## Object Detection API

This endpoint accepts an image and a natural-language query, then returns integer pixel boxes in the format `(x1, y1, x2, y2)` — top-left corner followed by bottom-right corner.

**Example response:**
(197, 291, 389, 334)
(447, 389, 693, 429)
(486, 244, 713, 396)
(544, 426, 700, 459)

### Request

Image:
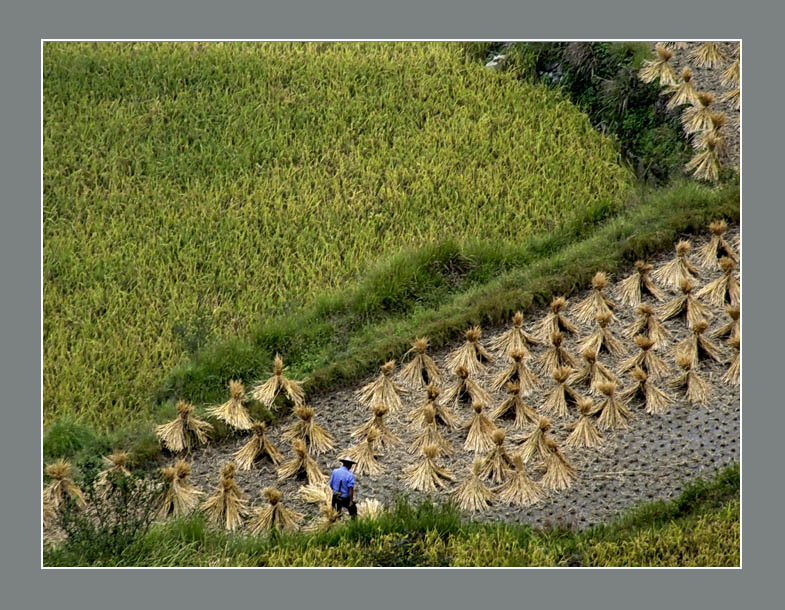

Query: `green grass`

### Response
(44, 41, 635, 433)
(44, 463, 739, 567)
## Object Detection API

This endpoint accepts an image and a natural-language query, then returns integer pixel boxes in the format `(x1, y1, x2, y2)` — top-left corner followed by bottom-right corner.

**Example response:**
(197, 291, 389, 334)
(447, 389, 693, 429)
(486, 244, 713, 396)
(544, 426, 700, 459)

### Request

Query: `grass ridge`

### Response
(43, 462, 740, 567)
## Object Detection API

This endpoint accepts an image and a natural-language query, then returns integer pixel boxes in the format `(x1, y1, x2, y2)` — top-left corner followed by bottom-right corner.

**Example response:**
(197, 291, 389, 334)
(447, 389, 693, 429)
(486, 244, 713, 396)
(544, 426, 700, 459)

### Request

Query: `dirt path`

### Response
(183, 223, 740, 531)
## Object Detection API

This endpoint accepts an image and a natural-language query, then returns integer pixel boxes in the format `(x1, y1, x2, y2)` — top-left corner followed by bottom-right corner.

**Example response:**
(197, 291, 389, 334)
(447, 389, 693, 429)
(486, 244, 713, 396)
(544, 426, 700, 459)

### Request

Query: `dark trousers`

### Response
(332, 494, 357, 518)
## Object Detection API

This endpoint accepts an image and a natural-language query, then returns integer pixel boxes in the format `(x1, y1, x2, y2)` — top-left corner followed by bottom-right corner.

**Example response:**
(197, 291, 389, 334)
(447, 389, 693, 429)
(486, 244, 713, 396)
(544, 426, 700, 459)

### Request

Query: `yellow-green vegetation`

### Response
(44, 41, 633, 431)
(44, 463, 739, 567)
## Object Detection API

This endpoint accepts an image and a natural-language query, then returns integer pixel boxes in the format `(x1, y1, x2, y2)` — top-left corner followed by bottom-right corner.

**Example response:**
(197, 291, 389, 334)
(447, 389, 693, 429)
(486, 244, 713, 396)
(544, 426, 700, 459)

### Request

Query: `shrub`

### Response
(45, 464, 166, 566)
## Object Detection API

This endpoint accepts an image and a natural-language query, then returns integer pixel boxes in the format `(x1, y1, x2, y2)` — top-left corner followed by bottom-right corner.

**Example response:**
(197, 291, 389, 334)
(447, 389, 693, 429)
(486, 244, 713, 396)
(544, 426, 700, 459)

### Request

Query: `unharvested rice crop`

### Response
(44, 42, 633, 430)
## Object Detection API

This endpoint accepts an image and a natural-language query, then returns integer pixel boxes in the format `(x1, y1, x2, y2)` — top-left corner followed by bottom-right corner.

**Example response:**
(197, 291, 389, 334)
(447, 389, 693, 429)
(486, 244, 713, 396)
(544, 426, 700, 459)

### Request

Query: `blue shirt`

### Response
(329, 465, 355, 498)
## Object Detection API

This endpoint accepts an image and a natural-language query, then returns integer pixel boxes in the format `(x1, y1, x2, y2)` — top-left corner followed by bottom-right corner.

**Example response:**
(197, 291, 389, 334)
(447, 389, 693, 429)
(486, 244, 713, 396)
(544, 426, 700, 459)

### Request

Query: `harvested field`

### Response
(182, 225, 740, 531)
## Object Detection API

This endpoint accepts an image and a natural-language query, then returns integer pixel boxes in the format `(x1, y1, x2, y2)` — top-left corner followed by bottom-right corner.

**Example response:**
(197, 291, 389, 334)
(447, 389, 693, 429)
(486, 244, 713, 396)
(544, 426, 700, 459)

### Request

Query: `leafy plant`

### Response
(46, 464, 166, 566)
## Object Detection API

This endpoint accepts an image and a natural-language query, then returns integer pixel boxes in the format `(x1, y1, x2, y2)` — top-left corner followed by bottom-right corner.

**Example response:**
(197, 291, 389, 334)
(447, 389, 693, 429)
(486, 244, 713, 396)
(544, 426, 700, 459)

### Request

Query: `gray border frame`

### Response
(4, 0, 782, 607)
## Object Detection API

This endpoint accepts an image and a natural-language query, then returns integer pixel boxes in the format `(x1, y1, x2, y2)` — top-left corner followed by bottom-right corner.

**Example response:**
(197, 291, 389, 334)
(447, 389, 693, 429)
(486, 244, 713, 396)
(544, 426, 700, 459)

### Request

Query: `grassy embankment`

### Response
(44, 462, 739, 566)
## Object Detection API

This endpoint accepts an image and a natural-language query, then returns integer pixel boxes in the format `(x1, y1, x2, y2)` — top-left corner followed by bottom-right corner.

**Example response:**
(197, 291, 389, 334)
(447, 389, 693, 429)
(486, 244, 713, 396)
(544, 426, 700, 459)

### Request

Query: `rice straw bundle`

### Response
(352, 403, 400, 451)
(616, 261, 666, 307)
(158, 460, 203, 518)
(251, 355, 305, 409)
(723, 334, 740, 385)
(409, 384, 461, 429)
(282, 405, 335, 455)
(660, 41, 689, 50)
(686, 134, 723, 182)
(652, 241, 700, 290)
(477, 429, 515, 483)
(667, 67, 700, 109)
(398, 337, 442, 389)
(491, 349, 539, 394)
(155, 401, 213, 453)
(573, 272, 617, 325)
(95, 452, 132, 499)
(248, 487, 303, 534)
(537, 331, 578, 377)
(623, 304, 671, 349)
(696, 220, 739, 268)
(277, 439, 326, 485)
(157, 466, 178, 518)
(566, 398, 604, 449)
(669, 354, 713, 406)
(658, 278, 713, 328)
(674, 320, 726, 369)
(710, 305, 741, 341)
(495, 454, 545, 507)
(720, 87, 740, 110)
(693, 112, 728, 157)
(355, 360, 406, 413)
(402, 444, 455, 492)
(463, 402, 498, 453)
(681, 92, 715, 134)
(595, 381, 632, 430)
(445, 326, 493, 376)
(569, 348, 618, 395)
(43, 460, 86, 516)
(234, 421, 283, 470)
(489, 381, 539, 430)
(357, 498, 386, 520)
(201, 462, 248, 531)
(696, 257, 740, 307)
(639, 44, 677, 86)
(690, 42, 728, 69)
(578, 312, 627, 358)
(303, 504, 341, 533)
(618, 367, 674, 415)
(409, 404, 454, 457)
(540, 437, 577, 491)
(452, 459, 496, 512)
(618, 335, 671, 380)
(542, 366, 584, 418)
(490, 311, 541, 358)
(206, 380, 254, 430)
(721, 57, 740, 88)
(518, 417, 554, 465)
(442, 366, 493, 408)
(296, 481, 333, 506)
(533, 296, 579, 341)
(345, 428, 384, 476)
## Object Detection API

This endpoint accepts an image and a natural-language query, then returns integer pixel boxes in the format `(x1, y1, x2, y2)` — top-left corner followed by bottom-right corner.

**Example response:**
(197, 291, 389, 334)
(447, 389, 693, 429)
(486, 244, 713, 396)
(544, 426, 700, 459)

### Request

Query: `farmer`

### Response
(329, 456, 358, 519)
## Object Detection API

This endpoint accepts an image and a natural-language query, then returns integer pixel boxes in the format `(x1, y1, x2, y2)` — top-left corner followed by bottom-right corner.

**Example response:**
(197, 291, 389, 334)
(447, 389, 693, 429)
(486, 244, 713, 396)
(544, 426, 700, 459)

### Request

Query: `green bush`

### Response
(469, 41, 693, 183)
(45, 465, 166, 566)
